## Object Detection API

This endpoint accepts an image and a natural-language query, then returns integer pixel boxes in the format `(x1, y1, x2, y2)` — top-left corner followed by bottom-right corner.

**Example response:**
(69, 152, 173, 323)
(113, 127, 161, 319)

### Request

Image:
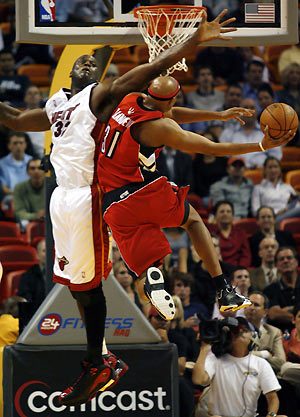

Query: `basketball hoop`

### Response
(134, 5, 206, 75)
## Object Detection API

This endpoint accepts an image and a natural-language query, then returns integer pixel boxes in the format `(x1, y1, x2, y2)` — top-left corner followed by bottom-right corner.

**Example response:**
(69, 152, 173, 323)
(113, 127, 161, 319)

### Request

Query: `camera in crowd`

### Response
(197, 314, 257, 357)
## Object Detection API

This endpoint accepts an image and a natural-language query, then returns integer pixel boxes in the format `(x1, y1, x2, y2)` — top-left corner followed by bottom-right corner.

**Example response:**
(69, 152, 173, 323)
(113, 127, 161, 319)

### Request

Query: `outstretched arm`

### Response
(166, 107, 255, 125)
(110, 10, 236, 102)
(0, 103, 51, 132)
(136, 117, 294, 155)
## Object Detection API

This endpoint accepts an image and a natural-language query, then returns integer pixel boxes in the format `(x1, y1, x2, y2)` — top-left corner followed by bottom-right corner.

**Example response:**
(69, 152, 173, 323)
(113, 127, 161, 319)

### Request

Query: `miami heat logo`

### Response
(58, 256, 69, 271)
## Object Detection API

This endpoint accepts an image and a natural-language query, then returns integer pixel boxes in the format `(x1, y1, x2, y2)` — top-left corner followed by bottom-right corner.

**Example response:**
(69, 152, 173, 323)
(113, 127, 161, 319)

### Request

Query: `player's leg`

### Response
(134, 265, 175, 320)
(75, 298, 129, 390)
(58, 285, 116, 407)
(181, 204, 251, 312)
(51, 186, 125, 406)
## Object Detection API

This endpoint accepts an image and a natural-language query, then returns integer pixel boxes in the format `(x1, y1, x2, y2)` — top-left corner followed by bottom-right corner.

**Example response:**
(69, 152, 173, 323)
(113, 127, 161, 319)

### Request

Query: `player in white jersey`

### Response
(0, 10, 251, 406)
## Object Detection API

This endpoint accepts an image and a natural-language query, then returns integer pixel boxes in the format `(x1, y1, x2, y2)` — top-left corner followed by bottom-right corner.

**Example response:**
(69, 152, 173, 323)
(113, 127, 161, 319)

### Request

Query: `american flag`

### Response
(245, 3, 275, 23)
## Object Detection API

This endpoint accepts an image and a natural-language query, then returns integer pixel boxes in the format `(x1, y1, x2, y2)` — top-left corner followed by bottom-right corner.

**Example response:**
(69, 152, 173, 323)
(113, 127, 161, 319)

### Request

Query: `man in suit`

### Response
(245, 291, 299, 416)
(250, 236, 279, 291)
(245, 291, 285, 374)
(249, 206, 295, 267)
(156, 146, 194, 191)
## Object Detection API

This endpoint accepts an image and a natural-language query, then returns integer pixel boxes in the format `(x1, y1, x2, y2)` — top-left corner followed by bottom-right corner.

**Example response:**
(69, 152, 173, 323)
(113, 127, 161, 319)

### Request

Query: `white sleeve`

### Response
(205, 350, 217, 380)
(259, 358, 281, 394)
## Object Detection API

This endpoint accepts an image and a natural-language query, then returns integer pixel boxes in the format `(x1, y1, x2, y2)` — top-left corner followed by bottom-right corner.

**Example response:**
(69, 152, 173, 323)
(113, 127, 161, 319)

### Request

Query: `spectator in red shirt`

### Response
(208, 200, 251, 267)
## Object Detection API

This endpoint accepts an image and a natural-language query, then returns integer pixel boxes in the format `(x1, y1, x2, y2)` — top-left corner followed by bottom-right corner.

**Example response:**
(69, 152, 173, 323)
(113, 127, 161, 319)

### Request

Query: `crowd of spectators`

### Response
(1, 2, 300, 417)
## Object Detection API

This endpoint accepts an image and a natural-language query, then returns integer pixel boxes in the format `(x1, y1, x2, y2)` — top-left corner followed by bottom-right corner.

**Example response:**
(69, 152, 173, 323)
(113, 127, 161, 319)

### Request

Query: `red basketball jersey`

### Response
(97, 93, 164, 193)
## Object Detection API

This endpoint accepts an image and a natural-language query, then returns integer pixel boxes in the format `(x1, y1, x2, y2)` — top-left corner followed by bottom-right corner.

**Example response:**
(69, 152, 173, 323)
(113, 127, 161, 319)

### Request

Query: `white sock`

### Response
(102, 338, 108, 355)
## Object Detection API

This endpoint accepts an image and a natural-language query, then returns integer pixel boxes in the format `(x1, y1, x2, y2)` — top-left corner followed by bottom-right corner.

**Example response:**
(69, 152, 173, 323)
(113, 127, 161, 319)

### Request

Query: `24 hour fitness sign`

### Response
(3, 344, 179, 417)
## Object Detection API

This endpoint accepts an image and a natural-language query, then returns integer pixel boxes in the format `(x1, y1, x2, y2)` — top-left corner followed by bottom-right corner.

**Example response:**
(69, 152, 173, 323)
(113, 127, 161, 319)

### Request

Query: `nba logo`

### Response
(40, 0, 55, 22)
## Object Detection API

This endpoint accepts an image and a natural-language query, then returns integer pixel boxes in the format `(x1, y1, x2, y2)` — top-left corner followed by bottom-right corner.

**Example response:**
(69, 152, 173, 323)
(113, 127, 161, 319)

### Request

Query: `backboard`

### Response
(16, 0, 298, 46)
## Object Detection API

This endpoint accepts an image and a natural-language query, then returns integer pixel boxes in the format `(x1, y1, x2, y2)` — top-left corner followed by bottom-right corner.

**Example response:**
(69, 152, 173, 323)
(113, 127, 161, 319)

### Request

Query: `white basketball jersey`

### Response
(46, 83, 104, 188)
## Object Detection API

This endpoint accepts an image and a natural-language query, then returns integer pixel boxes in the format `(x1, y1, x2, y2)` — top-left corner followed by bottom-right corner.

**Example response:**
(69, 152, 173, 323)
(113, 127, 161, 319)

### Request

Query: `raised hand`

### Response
(261, 126, 295, 149)
(219, 107, 255, 125)
(197, 9, 237, 43)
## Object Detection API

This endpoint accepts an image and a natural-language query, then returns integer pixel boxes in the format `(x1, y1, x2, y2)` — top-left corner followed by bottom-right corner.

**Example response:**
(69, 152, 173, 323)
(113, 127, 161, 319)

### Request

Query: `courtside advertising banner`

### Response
(3, 344, 179, 417)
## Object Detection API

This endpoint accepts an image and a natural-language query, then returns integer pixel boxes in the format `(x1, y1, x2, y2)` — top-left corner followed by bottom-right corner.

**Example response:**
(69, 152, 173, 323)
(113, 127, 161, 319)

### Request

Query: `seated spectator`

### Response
(0, 49, 31, 107)
(186, 65, 225, 132)
(163, 227, 189, 273)
(192, 130, 227, 206)
(239, 46, 270, 83)
(257, 83, 276, 118)
(249, 206, 295, 267)
(251, 157, 300, 223)
(0, 296, 26, 346)
(148, 298, 195, 417)
(264, 246, 300, 333)
(13, 158, 45, 231)
(250, 237, 280, 291)
(194, 47, 244, 86)
(280, 302, 300, 397)
(242, 60, 266, 110)
(172, 271, 209, 327)
(189, 233, 235, 316)
(207, 83, 243, 139)
(0, 132, 32, 206)
(210, 156, 254, 219)
(282, 302, 300, 363)
(193, 316, 282, 417)
(208, 200, 252, 267)
(17, 239, 46, 332)
(219, 98, 282, 169)
(246, 291, 297, 416)
(212, 266, 251, 319)
(156, 146, 193, 190)
(245, 291, 286, 374)
(277, 62, 300, 117)
(23, 85, 45, 158)
(113, 259, 149, 317)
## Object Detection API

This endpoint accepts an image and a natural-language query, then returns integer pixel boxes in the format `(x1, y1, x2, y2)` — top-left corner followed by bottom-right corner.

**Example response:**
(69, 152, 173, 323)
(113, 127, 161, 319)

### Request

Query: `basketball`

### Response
(260, 103, 298, 140)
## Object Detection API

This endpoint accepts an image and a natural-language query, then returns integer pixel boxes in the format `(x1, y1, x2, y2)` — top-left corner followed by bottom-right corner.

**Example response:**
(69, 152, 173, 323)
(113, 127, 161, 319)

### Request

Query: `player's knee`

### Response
(182, 204, 201, 228)
(70, 285, 105, 307)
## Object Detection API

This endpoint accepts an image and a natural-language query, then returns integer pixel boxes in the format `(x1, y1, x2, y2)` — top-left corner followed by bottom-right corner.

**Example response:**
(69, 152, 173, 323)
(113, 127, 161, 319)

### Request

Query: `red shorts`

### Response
(103, 176, 189, 276)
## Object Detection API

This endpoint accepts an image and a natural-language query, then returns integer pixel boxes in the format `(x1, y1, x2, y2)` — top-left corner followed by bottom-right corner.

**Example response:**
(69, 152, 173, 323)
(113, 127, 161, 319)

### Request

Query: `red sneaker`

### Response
(103, 351, 129, 389)
(58, 361, 116, 406)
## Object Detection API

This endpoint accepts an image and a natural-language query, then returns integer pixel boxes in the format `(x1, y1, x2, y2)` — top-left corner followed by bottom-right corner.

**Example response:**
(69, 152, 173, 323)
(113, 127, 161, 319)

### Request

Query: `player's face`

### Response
(71, 55, 100, 87)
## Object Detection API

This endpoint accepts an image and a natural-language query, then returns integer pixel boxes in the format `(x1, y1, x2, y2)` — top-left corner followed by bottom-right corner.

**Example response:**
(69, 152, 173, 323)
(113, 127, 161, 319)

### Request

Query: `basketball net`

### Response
(134, 6, 205, 75)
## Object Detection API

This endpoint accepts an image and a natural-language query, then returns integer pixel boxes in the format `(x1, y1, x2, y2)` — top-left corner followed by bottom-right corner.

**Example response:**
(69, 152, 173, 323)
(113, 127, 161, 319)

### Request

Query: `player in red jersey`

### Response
(98, 76, 294, 320)
(0, 10, 250, 407)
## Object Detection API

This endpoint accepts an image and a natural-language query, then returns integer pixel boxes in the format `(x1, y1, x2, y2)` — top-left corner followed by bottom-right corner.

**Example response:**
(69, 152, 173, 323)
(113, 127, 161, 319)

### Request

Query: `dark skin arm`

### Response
(132, 117, 294, 155)
(0, 10, 235, 132)
(90, 9, 237, 122)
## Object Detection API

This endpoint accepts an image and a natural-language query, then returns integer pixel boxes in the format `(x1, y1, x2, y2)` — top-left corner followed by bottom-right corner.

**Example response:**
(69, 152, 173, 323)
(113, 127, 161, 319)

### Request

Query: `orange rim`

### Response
(133, 5, 206, 19)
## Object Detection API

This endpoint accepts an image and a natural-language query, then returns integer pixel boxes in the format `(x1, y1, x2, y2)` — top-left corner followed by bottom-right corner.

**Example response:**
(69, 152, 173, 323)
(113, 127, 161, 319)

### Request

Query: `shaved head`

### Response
(148, 76, 180, 101)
